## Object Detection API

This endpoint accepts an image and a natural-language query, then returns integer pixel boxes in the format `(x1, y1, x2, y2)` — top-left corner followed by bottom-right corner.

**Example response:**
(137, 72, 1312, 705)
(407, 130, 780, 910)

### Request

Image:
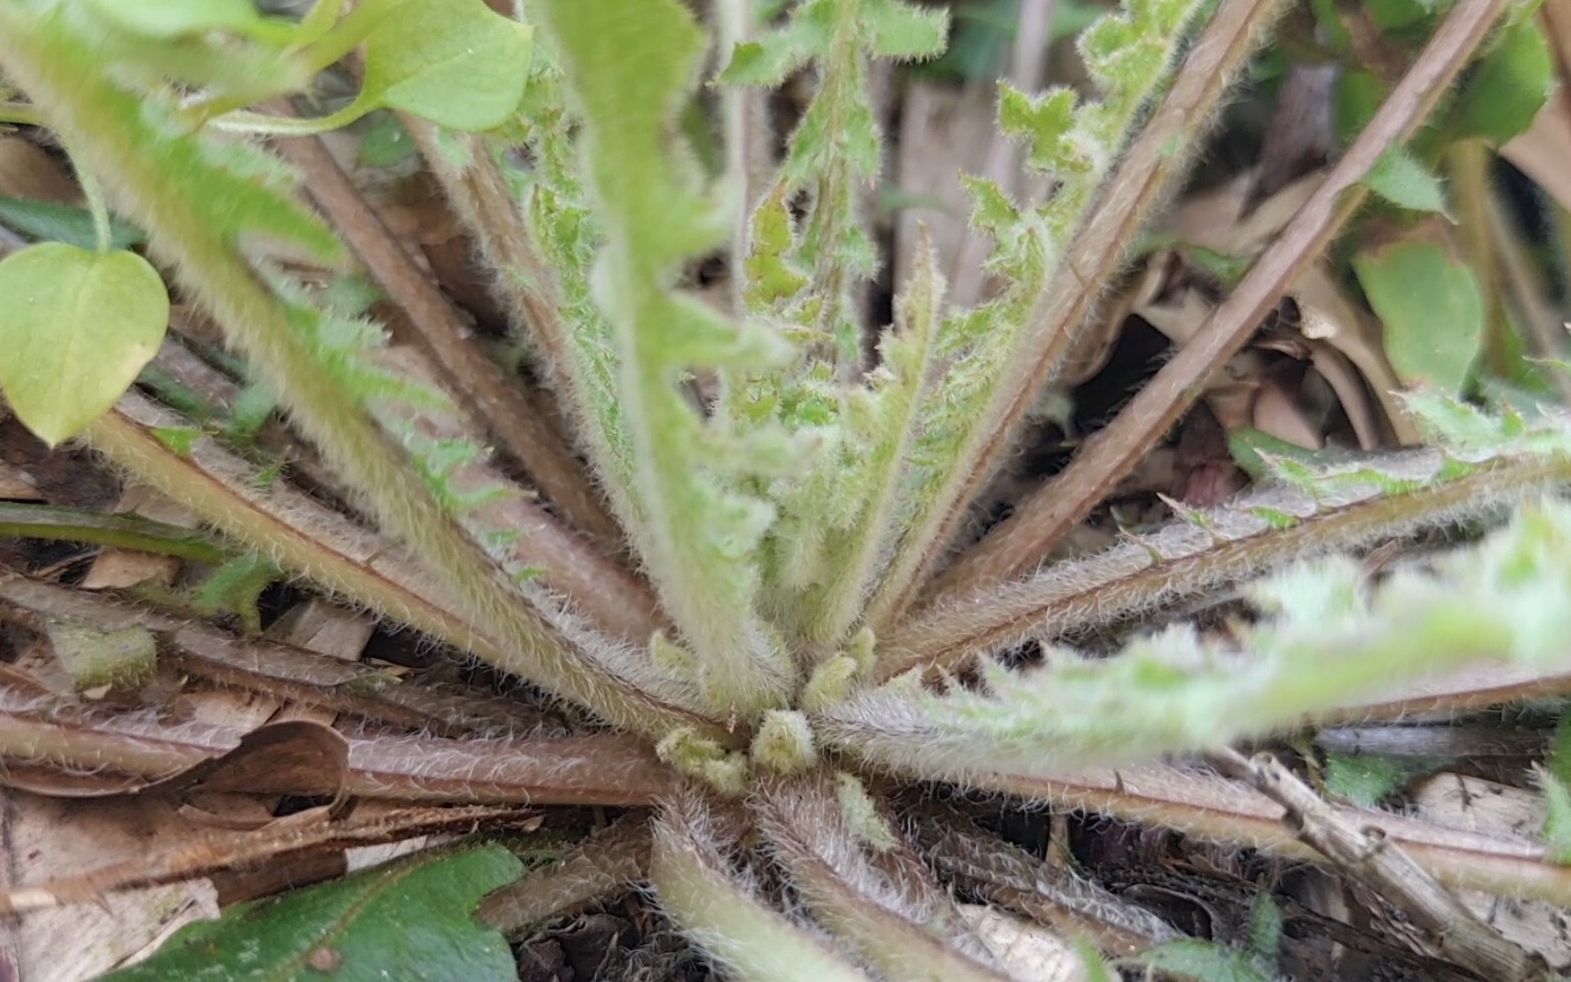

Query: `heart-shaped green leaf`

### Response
(1449, 21, 1552, 145)
(0, 243, 169, 446)
(358, 0, 532, 131)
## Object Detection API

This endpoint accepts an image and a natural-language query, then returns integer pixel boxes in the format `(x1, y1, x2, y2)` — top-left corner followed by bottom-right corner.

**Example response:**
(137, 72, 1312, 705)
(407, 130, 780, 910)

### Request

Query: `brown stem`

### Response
(0, 686, 676, 806)
(881, 451, 1571, 681)
(402, 124, 578, 405)
(267, 121, 623, 547)
(476, 816, 651, 937)
(1211, 749, 1546, 981)
(929, 0, 1513, 598)
(908, 804, 1179, 958)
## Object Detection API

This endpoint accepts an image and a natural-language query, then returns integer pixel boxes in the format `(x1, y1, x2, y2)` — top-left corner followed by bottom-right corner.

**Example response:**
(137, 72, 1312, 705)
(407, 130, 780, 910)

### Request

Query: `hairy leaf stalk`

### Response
(0, 9, 704, 742)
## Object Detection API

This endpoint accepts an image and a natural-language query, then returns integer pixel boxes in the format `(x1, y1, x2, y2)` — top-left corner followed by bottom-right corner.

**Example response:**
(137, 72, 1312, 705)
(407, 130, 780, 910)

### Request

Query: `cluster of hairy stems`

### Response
(1, 0, 1570, 977)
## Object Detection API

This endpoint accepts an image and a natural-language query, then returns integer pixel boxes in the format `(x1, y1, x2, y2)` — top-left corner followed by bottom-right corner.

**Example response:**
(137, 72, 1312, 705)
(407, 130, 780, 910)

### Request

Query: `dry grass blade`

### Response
(0, 804, 539, 914)
(932, 0, 1515, 596)
(1211, 749, 1548, 981)
(0, 572, 545, 737)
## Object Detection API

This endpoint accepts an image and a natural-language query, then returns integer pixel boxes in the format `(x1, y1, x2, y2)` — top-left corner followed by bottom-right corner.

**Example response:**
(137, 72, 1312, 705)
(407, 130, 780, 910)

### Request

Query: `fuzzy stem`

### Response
(403, 122, 646, 544)
(933, 0, 1513, 595)
(952, 763, 1571, 907)
(715, 0, 762, 316)
(0, 502, 229, 565)
(756, 778, 1009, 982)
(0, 685, 675, 806)
(539, 0, 794, 714)
(910, 805, 1180, 957)
(650, 793, 874, 982)
(883, 450, 1571, 680)
(477, 817, 651, 937)
(804, 238, 943, 646)
(0, 14, 702, 742)
(805, 0, 872, 379)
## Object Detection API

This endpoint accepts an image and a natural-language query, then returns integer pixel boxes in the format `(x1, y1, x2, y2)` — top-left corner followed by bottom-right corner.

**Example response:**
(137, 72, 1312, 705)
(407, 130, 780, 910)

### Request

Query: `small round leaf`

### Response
(0, 243, 170, 447)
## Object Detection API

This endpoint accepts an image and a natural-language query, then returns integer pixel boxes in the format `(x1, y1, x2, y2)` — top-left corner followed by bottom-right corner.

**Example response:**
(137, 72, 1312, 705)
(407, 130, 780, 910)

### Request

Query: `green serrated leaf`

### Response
(224, 382, 278, 443)
(150, 425, 201, 456)
(1334, 69, 1385, 145)
(1354, 239, 1484, 395)
(1542, 717, 1571, 863)
(192, 552, 280, 634)
(1365, 0, 1433, 31)
(1363, 148, 1448, 214)
(0, 243, 169, 447)
(104, 845, 523, 981)
(0, 194, 144, 249)
(721, 29, 817, 86)
(1450, 21, 1553, 145)
(1138, 940, 1273, 982)
(864, 0, 950, 59)
(1247, 893, 1283, 965)
(1323, 752, 1425, 807)
(1542, 768, 1571, 864)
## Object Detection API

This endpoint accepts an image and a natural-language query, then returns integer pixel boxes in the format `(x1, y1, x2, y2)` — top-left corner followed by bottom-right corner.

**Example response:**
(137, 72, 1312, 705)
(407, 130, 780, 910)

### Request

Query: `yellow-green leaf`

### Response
(83, 0, 286, 42)
(359, 0, 533, 132)
(0, 243, 169, 446)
